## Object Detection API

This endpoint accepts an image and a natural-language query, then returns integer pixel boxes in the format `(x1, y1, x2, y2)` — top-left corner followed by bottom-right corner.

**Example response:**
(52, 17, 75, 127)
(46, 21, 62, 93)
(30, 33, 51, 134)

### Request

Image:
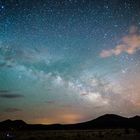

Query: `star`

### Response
(1, 5, 4, 9)
(121, 69, 126, 74)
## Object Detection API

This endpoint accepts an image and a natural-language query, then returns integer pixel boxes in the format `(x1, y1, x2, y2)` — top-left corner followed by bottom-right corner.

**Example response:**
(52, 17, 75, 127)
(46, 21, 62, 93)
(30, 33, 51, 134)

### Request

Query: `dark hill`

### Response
(0, 119, 26, 130)
(82, 114, 128, 128)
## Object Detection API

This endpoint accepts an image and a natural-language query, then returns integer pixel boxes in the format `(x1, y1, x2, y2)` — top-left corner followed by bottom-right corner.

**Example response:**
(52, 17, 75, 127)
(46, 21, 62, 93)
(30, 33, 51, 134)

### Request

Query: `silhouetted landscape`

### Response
(0, 114, 140, 140)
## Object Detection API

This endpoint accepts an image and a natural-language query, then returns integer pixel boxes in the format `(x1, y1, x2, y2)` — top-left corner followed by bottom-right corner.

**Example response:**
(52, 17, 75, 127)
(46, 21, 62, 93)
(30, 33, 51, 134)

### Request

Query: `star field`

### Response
(0, 0, 140, 124)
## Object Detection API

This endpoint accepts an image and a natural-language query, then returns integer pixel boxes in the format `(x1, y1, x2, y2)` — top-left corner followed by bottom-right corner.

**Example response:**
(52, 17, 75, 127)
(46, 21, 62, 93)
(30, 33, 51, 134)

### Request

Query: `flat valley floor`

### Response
(1, 129, 140, 140)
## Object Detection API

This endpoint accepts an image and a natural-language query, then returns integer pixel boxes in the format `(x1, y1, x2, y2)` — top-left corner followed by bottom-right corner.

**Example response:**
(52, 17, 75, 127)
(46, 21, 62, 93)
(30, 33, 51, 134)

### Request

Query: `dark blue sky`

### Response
(0, 0, 140, 124)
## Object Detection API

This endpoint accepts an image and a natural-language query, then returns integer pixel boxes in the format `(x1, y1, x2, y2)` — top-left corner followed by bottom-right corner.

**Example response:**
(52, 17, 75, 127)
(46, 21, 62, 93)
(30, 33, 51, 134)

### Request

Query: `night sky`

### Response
(0, 0, 140, 124)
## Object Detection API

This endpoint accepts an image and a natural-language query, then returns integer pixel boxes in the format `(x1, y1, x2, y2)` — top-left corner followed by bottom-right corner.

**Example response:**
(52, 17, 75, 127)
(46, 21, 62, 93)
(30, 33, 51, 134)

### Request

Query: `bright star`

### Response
(1, 5, 4, 9)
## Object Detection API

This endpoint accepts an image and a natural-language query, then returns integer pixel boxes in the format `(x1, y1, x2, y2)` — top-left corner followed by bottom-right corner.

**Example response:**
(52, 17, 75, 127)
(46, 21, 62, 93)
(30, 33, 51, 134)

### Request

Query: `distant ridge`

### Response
(1, 119, 26, 125)
(0, 119, 26, 130)
(0, 114, 140, 130)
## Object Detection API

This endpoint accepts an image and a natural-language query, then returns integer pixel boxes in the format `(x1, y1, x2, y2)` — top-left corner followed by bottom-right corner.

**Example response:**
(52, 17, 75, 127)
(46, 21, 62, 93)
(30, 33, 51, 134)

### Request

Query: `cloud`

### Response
(0, 90, 24, 99)
(0, 94, 24, 99)
(100, 26, 140, 58)
(0, 90, 9, 93)
(44, 100, 55, 104)
(4, 108, 22, 113)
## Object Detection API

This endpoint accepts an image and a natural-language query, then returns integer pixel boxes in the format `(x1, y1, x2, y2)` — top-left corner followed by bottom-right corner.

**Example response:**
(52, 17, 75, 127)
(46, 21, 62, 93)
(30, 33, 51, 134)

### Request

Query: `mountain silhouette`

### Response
(0, 114, 140, 130)
(79, 114, 128, 128)
(0, 119, 26, 130)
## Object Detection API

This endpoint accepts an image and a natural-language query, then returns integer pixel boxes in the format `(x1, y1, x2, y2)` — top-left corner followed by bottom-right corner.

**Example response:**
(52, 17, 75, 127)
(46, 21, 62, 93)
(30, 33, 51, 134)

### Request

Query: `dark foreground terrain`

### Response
(1, 114, 140, 140)
(0, 129, 140, 140)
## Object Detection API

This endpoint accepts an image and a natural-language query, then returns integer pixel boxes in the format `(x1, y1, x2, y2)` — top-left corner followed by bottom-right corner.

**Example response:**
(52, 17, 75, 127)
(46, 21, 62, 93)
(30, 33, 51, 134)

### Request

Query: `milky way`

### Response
(0, 0, 140, 124)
